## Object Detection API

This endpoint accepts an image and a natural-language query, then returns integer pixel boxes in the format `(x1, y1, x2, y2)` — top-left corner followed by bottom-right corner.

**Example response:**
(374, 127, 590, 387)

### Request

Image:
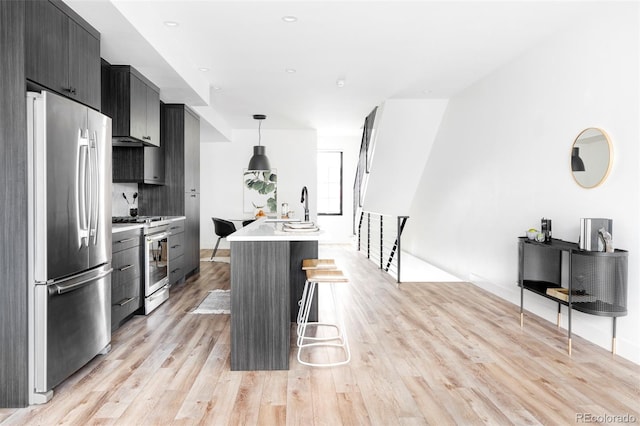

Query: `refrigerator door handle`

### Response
(89, 130, 99, 245)
(76, 130, 90, 247)
(51, 266, 113, 296)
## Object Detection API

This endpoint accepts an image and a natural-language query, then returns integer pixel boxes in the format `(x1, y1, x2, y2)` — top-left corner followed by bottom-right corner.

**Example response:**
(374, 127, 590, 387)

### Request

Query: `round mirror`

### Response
(571, 127, 612, 188)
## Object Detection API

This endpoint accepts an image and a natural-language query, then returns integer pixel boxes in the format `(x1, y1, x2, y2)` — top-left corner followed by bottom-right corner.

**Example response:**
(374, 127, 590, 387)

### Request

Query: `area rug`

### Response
(191, 289, 231, 314)
(200, 257, 230, 263)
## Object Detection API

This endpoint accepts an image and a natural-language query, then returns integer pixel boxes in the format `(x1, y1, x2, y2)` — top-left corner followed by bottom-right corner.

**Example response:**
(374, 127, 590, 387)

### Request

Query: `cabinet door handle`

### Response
(171, 267, 181, 274)
(190, 188, 197, 192)
(119, 264, 134, 272)
(171, 244, 181, 249)
(115, 297, 135, 307)
(191, 194, 197, 198)
(116, 237, 136, 244)
(142, 136, 151, 141)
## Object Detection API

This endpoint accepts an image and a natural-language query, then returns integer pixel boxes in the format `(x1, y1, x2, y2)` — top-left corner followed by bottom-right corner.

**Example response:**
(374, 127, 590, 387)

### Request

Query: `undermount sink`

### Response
(282, 222, 319, 232)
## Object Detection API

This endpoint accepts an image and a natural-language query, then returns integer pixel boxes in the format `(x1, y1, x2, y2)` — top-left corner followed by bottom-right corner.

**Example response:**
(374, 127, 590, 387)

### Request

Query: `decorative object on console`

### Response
(541, 217, 552, 242)
(248, 114, 271, 171)
(579, 218, 613, 252)
(599, 228, 614, 253)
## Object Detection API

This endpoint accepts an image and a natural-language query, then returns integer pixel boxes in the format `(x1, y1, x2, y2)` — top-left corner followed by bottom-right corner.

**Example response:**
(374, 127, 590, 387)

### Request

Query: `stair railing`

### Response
(356, 211, 409, 283)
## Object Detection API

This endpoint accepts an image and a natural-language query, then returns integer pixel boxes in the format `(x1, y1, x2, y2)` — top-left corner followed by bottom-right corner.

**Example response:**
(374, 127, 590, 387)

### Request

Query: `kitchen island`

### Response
(227, 219, 322, 370)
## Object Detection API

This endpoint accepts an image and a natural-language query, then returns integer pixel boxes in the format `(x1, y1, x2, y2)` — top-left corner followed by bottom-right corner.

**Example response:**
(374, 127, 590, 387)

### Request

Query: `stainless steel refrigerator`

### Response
(26, 91, 112, 404)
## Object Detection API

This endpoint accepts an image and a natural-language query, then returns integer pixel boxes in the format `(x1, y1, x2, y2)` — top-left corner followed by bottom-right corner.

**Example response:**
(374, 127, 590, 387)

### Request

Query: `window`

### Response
(317, 151, 343, 215)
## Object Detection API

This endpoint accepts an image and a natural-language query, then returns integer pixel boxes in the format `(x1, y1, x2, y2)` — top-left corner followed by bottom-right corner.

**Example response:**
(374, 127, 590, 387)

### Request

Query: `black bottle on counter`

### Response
(541, 217, 552, 243)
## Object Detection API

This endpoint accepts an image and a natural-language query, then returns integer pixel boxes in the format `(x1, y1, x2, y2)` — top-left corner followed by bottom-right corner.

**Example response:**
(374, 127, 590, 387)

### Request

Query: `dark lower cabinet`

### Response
(168, 219, 186, 285)
(184, 192, 200, 275)
(111, 228, 143, 331)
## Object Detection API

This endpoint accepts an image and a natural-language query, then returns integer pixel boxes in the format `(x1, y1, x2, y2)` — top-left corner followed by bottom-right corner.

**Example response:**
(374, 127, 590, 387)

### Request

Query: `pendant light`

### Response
(248, 114, 271, 170)
(571, 147, 585, 172)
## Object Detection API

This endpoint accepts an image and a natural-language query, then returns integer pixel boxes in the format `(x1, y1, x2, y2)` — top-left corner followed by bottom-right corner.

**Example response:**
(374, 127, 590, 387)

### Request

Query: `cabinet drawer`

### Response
(169, 254, 184, 285)
(111, 278, 141, 330)
(112, 228, 142, 252)
(169, 232, 185, 259)
(168, 220, 185, 235)
(112, 246, 141, 286)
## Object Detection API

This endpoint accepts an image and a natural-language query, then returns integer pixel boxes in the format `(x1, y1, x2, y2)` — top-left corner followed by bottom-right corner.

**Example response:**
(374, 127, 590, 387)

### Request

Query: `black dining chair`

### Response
(242, 219, 256, 227)
(211, 217, 237, 260)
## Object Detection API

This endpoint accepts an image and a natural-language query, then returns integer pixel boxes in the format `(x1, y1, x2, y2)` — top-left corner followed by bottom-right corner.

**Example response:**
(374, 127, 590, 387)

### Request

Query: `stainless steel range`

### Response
(143, 222, 171, 314)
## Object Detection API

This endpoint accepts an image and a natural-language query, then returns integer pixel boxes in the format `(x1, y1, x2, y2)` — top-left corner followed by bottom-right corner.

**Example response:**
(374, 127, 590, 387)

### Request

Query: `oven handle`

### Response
(146, 231, 171, 243)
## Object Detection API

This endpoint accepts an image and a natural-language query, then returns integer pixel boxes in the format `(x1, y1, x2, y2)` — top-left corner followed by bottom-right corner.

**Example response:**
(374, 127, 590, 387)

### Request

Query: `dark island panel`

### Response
(230, 240, 291, 371)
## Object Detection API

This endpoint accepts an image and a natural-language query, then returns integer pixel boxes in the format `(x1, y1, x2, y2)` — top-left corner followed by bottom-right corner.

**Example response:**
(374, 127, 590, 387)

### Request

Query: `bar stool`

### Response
(302, 259, 337, 270)
(297, 268, 351, 367)
(297, 259, 337, 330)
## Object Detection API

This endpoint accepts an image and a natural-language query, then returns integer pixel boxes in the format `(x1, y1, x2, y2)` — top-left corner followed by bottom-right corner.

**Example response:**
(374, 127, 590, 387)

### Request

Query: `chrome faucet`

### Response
(300, 186, 309, 222)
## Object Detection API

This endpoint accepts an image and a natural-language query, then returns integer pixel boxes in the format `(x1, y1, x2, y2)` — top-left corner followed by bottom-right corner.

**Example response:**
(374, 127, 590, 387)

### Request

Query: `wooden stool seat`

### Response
(302, 259, 337, 270)
(297, 265, 350, 367)
(305, 269, 348, 282)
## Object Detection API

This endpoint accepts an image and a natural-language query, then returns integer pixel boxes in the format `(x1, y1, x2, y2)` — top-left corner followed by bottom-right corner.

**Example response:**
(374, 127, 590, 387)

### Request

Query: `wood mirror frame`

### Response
(571, 127, 612, 189)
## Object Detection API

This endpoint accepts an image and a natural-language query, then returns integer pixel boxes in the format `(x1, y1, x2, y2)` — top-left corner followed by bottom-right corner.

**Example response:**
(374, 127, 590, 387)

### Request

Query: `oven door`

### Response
(144, 231, 170, 296)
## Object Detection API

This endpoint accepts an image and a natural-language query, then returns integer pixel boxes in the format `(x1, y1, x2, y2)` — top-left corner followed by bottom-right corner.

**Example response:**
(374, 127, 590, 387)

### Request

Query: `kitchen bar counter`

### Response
(229, 218, 320, 371)
(227, 218, 322, 241)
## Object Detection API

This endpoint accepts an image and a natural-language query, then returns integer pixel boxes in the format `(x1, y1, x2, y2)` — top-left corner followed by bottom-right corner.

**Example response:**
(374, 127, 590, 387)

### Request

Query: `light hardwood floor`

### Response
(2, 244, 639, 425)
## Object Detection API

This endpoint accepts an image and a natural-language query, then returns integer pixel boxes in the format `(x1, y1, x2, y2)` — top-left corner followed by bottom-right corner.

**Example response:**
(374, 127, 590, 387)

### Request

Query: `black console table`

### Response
(518, 237, 628, 354)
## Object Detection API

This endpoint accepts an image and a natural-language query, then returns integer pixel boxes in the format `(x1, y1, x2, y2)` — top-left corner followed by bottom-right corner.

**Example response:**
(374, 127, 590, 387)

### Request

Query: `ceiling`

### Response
(64, 0, 607, 139)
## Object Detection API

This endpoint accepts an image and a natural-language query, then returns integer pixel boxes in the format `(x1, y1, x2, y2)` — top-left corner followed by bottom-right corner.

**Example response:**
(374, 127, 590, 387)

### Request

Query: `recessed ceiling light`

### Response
(282, 15, 298, 23)
(213, 86, 221, 91)
(285, 68, 297, 73)
(336, 78, 345, 88)
(199, 67, 210, 72)
(164, 21, 179, 27)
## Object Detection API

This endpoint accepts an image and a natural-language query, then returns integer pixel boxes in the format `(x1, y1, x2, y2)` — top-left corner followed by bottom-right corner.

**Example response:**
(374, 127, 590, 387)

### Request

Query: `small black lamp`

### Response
(571, 147, 585, 172)
(248, 114, 271, 170)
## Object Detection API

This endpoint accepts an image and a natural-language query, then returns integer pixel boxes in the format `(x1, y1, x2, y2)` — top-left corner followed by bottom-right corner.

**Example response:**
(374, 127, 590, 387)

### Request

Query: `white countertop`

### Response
(112, 216, 186, 233)
(112, 223, 144, 233)
(227, 218, 323, 242)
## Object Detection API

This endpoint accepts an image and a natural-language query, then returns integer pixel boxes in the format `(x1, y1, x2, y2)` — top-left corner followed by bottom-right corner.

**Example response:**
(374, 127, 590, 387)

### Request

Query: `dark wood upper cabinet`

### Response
(25, 0, 100, 110)
(106, 65, 161, 147)
(139, 104, 200, 277)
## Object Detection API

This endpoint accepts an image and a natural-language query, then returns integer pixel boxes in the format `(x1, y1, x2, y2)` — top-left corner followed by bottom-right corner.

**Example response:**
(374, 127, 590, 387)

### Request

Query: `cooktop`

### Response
(112, 216, 163, 224)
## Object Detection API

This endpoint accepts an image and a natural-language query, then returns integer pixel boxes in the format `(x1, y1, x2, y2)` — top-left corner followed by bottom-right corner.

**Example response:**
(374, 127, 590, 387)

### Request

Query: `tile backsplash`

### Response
(112, 182, 139, 217)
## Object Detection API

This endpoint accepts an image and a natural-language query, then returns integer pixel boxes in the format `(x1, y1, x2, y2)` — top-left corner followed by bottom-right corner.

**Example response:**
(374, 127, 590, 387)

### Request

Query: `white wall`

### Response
(317, 130, 362, 243)
(362, 99, 449, 216)
(405, 4, 640, 363)
(112, 182, 139, 217)
(200, 129, 317, 250)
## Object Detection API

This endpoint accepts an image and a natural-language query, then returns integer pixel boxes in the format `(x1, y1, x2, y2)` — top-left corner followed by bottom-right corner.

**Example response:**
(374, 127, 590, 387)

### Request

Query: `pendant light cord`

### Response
(258, 120, 262, 146)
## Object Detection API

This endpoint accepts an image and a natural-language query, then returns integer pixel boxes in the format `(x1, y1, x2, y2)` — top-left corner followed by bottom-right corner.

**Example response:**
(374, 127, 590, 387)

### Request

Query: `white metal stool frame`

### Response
(297, 269, 351, 367)
(297, 259, 338, 333)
